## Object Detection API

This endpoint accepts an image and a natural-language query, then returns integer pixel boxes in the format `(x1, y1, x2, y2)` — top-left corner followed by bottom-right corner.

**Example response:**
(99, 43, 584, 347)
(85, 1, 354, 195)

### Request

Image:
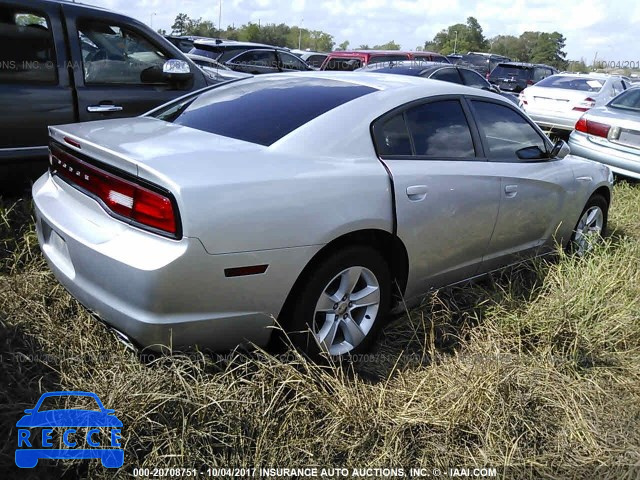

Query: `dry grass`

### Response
(1, 182, 640, 479)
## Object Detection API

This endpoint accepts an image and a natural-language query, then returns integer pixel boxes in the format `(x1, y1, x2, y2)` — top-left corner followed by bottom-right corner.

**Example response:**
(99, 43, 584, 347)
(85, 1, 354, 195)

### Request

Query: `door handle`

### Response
(406, 185, 428, 201)
(87, 105, 123, 113)
(504, 184, 518, 198)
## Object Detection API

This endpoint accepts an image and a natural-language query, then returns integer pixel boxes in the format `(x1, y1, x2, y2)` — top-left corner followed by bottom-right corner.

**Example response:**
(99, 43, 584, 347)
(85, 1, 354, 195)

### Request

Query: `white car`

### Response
(520, 74, 630, 131)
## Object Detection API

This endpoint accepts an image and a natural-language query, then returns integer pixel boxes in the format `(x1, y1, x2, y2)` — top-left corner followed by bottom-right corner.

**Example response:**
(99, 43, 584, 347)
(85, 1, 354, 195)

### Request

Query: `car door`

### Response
(0, 1, 74, 160)
(62, 3, 206, 122)
(468, 98, 576, 271)
(226, 49, 279, 74)
(374, 98, 501, 300)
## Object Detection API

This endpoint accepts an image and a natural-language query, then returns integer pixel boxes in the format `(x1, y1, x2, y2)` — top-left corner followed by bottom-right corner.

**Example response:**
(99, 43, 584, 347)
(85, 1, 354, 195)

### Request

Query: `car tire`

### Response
(284, 245, 391, 358)
(569, 194, 608, 255)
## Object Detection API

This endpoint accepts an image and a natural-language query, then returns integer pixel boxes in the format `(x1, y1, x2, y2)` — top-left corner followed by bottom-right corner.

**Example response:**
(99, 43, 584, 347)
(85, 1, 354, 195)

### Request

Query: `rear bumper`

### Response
(525, 109, 581, 131)
(33, 173, 321, 351)
(568, 131, 640, 180)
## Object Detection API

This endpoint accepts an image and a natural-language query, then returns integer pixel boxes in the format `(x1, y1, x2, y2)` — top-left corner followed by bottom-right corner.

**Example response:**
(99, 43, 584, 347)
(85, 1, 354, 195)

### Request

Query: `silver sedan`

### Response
(569, 87, 640, 179)
(521, 73, 629, 131)
(33, 72, 613, 357)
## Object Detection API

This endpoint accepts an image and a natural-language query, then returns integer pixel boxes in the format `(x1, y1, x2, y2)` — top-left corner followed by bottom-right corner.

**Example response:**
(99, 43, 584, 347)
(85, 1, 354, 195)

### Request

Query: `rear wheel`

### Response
(285, 246, 391, 357)
(570, 194, 608, 255)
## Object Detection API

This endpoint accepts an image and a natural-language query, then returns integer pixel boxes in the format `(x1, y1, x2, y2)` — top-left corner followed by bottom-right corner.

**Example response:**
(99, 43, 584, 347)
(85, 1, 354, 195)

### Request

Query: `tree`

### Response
(424, 17, 488, 54)
(338, 40, 350, 51)
(171, 13, 190, 36)
(372, 40, 401, 50)
(157, 28, 167, 35)
(358, 44, 370, 50)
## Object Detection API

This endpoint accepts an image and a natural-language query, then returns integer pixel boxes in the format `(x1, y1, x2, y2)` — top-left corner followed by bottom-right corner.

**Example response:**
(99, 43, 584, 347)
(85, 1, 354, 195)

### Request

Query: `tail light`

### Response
(526, 79, 534, 85)
(519, 92, 527, 105)
(572, 97, 596, 112)
(575, 117, 610, 138)
(49, 145, 178, 237)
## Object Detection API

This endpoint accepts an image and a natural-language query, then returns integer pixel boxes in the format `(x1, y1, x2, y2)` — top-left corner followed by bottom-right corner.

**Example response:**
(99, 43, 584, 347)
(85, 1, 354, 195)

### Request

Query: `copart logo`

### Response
(15, 391, 123, 468)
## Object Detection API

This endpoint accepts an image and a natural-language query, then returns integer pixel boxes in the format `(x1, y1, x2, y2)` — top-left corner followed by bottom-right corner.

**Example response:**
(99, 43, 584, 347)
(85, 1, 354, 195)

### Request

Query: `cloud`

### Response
(87, 0, 632, 60)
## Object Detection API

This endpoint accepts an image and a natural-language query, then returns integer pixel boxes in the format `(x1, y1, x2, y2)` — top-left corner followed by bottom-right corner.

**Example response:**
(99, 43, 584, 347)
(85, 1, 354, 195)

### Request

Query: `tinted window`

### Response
(189, 47, 223, 60)
(429, 68, 463, 84)
(155, 78, 376, 146)
(376, 113, 411, 156)
(459, 68, 489, 88)
(324, 57, 362, 71)
(405, 100, 475, 158)
(278, 51, 309, 71)
(78, 20, 168, 85)
(229, 49, 277, 68)
(490, 65, 531, 80)
(0, 7, 56, 83)
(610, 88, 640, 111)
(535, 75, 604, 92)
(305, 54, 327, 68)
(369, 54, 410, 64)
(472, 101, 547, 161)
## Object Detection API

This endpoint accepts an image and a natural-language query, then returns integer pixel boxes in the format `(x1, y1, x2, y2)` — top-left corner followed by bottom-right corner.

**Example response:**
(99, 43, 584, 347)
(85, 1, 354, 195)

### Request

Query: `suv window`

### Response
(0, 7, 56, 83)
(405, 100, 475, 158)
(229, 49, 277, 69)
(278, 51, 309, 71)
(305, 54, 326, 69)
(430, 68, 463, 84)
(472, 100, 547, 161)
(156, 78, 376, 146)
(490, 64, 531, 80)
(459, 68, 488, 88)
(533, 67, 547, 82)
(78, 20, 168, 85)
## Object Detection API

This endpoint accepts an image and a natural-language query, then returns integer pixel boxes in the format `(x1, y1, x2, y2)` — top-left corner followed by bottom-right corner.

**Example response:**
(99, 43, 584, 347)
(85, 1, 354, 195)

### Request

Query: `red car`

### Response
(321, 50, 449, 71)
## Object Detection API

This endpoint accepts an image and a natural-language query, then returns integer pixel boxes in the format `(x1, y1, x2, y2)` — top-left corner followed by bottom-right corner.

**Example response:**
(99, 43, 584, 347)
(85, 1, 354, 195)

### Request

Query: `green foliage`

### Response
(372, 40, 401, 50)
(338, 40, 350, 51)
(425, 17, 488, 54)
(358, 44, 371, 50)
(169, 13, 334, 51)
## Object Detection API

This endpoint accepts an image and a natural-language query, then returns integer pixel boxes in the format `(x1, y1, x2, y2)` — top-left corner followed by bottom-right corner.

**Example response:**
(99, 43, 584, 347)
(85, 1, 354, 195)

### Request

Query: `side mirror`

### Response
(549, 139, 570, 159)
(162, 59, 192, 82)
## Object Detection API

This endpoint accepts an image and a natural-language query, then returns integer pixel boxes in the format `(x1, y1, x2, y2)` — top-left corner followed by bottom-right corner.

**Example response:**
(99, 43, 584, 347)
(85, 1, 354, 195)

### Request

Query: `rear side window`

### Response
(369, 54, 410, 65)
(305, 54, 327, 69)
(430, 68, 463, 84)
(155, 78, 376, 146)
(459, 68, 489, 88)
(0, 7, 56, 84)
(376, 113, 412, 156)
(405, 100, 475, 158)
(228, 50, 277, 68)
(472, 100, 547, 161)
(610, 88, 640, 111)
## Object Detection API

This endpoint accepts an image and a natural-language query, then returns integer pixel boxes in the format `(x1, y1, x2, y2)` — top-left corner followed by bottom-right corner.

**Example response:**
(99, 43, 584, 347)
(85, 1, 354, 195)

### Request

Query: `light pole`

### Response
(150, 12, 156, 29)
(218, 0, 222, 37)
(298, 18, 303, 50)
(453, 30, 458, 54)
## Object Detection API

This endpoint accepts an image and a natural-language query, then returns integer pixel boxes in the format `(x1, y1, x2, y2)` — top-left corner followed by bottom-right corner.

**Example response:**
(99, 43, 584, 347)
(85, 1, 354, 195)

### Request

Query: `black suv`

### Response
(456, 52, 511, 78)
(488, 62, 558, 93)
(189, 39, 313, 74)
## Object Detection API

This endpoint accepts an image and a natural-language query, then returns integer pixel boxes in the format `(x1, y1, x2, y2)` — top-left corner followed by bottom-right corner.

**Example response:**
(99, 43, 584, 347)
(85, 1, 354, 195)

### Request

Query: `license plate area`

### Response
(615, 129, 640, 149)
(41, 219, 75, 279)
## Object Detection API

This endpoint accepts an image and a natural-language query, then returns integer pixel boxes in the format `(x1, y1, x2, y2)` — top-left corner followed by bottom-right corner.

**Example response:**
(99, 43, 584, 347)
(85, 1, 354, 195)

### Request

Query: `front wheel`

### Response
(569, 194, 608, 255)
(285, 246, 391, 357)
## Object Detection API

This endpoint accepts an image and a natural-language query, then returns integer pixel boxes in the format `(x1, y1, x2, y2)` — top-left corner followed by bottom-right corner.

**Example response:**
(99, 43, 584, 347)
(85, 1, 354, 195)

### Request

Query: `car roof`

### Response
(193, 39, 274, 49)
(496, 61, 554, 68)
(357, 60, 454, 74)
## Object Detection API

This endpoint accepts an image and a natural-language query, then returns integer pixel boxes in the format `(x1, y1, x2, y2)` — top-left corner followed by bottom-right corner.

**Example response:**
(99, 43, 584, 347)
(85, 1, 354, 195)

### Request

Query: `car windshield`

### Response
(152, 77, 376, 145)
(491, 65, 531, 79)
(535, 75, 604, 92)
(37, 395, 102, 412)
(609, 88, 640, 111)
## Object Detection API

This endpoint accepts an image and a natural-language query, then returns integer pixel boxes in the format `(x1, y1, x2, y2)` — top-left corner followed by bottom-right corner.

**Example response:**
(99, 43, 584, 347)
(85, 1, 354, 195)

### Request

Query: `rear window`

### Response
(152, 77, 376, 146)
(324, 57, 363, 71)
(609, 88, 640, 111)
(490, 65, 532, 80)
(535, 75, 604, 92)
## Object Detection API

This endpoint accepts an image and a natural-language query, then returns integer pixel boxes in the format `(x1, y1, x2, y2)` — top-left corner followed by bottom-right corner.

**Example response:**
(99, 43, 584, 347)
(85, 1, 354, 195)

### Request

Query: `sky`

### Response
(87, 0, 637, 62)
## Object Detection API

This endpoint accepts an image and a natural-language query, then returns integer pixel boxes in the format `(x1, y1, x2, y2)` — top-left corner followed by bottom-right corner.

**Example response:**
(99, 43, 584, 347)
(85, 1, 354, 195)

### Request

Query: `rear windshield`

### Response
(151, 77, 376, 146)
(609, 88, 640, 111)
(490, 65, 532, 80)
(323, 57, 363, 71)
(535, 75, 604, 92)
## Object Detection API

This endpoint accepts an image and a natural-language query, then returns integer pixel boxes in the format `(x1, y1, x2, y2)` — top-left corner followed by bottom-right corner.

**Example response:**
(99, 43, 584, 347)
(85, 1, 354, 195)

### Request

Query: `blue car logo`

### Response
(15, 391, 123, 468)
